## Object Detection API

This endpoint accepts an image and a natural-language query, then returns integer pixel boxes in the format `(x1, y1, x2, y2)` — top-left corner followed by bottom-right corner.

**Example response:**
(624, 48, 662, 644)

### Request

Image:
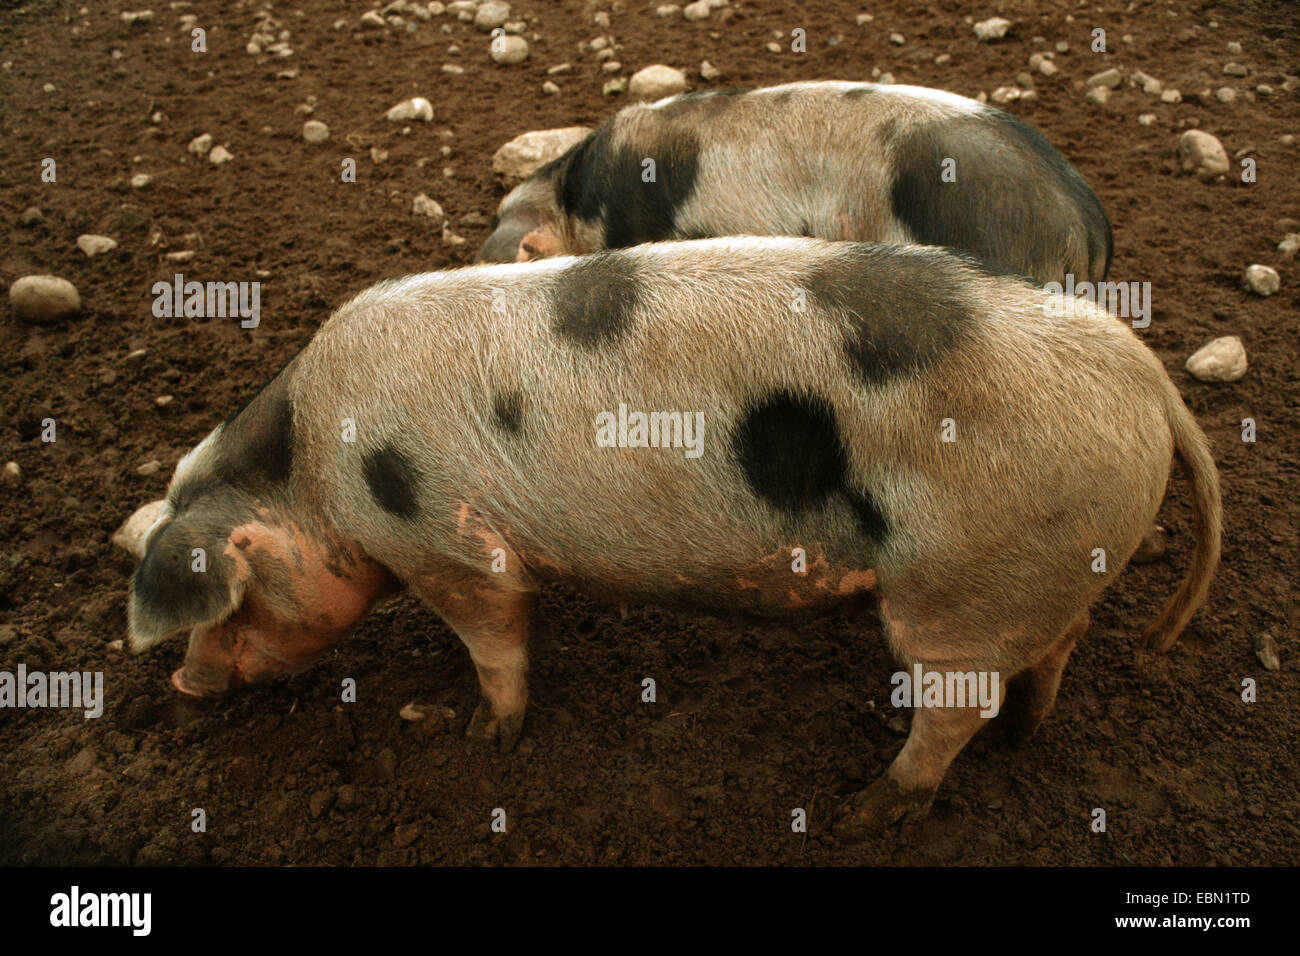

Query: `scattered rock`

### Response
(1178, 129, 1230, 178)
(1223, 62, 1248, 77)
(1, 461, 21, 487)
(629, 64, 687, 101)
(19, 206, 42, 226)
(412, 193, 445, 219)
(1185, 336, 1247, 383)
(474, 1, 510, 31)
(77, 234, 118, 257)
(1087, 67, 1123, 89)
(399, 702, 427, 722)
(1038, 59, 1058, 77)
(120, 10, 154, 26)
(208, 145, 234, 165)
(491, 126, 592, 184)
(1160, 88, 1182, 103)
(603, 77, 628, 95)
(385, 97, 434, 122)
(1278, 234, 1300, 258)
(888, 32, 904, 45)
(991, 87, 1021, 105)
(360, 11, 387, 30)
(302, 120, 330, 144)
(187, 132, 213, 155)
(682, 1, 710, 21)
(1138, 113, 1158, 126)
(1243, 264, 1280, 296)
(0, 625, 16, 646)
(1085, 86, 1110, 106)
(9, 275, 81, 325)
(1253, 633, 1280, 671)
(1215, 87, 1237, 104)
(490, 34, 529, 64)
(542, 80, 560, 94)
(699, 59, 721, 80)
(973, 17, 1011, 41)
(1227, 41, 1243, 55)
(136, 460, 164, 477)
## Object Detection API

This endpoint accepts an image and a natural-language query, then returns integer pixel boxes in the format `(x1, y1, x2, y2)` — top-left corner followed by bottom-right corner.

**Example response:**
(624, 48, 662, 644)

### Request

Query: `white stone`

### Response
(9, 275, 81, 324)
(77, 234, 117, 257)
(973, 17, 1011, 41)
(386, 97, 434, 121)
(490, 34, 529, 64)
(1185, 336, 1247, 382)
(188, 132, 213, 154)
(1178, 129, 1229, 178)
(682, 1, 710, 21)
(629, 64, 687, 100)
(302, 120, 330, 143)
(208, 144, 234, 164)
(492, 126, 592, 183)
(412, 193, 445, 219)
(474, 1, 510, 31)
(1243, 264, 1280, 296)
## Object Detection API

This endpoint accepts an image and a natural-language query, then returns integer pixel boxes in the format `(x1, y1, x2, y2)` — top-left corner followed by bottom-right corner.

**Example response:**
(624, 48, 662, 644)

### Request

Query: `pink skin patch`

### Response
(735, 546, 878, 612)
(515, 223, 563, 261)
(172, 518, 394, 696)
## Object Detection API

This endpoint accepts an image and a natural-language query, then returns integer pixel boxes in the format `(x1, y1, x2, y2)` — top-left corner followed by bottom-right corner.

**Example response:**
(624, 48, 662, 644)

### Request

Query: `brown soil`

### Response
(1, 0, 1297, 866)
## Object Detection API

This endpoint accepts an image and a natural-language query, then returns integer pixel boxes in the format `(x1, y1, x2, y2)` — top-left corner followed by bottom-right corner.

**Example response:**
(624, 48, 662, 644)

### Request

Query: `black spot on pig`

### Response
(551, 118, 701, 249)
(805, 246, 976, 385)
(551, 252, 642, 346)
(841, 85, 875, 100)
(732, 390, 888, 542)
(655, 89, 746, 121)
(887, 108, 1113, 283)
(363, 446, 420, 519)
(492, 392, 524, 435)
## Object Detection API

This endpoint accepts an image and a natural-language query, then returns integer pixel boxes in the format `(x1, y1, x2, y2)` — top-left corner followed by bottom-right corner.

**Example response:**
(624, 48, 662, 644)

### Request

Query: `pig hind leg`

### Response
(993, 608, 1088, 747)
(412, 571, 536, 752)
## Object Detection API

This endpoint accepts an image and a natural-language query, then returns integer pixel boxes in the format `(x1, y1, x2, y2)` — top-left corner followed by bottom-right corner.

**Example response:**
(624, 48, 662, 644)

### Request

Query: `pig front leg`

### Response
(413, 567, 536, 753)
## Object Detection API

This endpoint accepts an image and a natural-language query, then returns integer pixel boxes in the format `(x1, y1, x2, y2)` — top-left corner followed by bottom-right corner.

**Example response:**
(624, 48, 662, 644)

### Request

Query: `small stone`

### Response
(682, 1, 710, 21)
(120, 10, 154, 25)
(1215, 87, 1237, 104)
(593, 11, 611, 28)
(154, 395, 173, 408)
(165, 250, 196, 263)
(991, 87, 1021, 104)
(765, 42, 780, 54)
(208, 145, 234, 164)
(442, 63, 465, 74)
(1243, 264, 1280, 296)
(19, 206, 42, 226)
(588, 37, 608, 52)
(1161, 88, 1182, 103)
(490, 34, 529, 64)
(856, 13, 874, 25)
(1253, 633, 1281, 671)
(628, 64, 687, 101)
(547, 62, 572, 75)
(400, 702, 426, 722)
(1, 462, 22, 487)
(603, 77, 628, 95)
(1277, 234, 1300, 258)
(1015, 72, 1035, 88)
(699, 59, 721, 80)
(412, 193, 444, 219)
(934, 53, 951, 66)
(973, 17, 1011, 41)
(1138, 113, 1158, 126)
(77, 234, 117, 257)
(9, 275, 81, 325)
(601, 60, 622, 73)
(385, 97, 434, 121)
(1055, 40, 1069, 53)
(130, 173, 152, 189)
(888, 32, 904, 45)
(1222, 62, 1248, 77)
(0, 625, 17, 646)
(1085, 86, 1111, 106)
(1185, 336, 1247, 383)
(1178, 130, 1230, 178)
(1039, 59, 1058, 76)
(474, 1, 510, 31)
(1087, 67, 1123, 89)
(491, 126, 592, 183)
(542, 80, 560, 94)
(1227, 41, 1243, 55)
(188, 132, 213, 155)
(302, 120, 330, 144)
(136, 460, 164, 476)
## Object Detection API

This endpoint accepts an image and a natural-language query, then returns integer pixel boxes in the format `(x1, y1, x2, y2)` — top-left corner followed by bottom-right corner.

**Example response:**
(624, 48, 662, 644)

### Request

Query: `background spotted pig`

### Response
(126, 237, 1218, 836)
(479, 81, 1114, 287)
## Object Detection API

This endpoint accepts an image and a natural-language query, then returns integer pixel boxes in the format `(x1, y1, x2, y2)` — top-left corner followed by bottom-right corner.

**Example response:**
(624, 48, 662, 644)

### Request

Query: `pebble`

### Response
(2, 462, 22, 487)
(412, 193, 444, 219)
(1223, 62, 1248, 76)
(0, 625, 16, 646)
(1160, 88, 1182, 103)
(991, 87, 1021, 104)
(934, 53, 951, 66)
(208, 145, 234, 164)
(399, 702, 426, 722)
(1243, 264, 1279, 296)
(385, 97, 434, 121)
(629, 64, 687, 100)
(1085, 86, 1110, 106)
(130, 173, 152, 189)
(302, 120, 330, 143)
(1039, 59, 1058, 76)
(973, 17, 1011, 41)
(1227, 41, 1243, 55)
(1178, 130, 1229, 178)
(682, 1, 710, 21)
(120, 10, 154, 25)
(77, 234, 117, 257)
(1215, 87, 1237, 104)
(1277, 234, 1300, 258)
(361, 11, 387, 29)
(1087, 67, 1123, 89)
(1138, 113, 1158, 126)
(492, 126, 592, 183)
(20, 206, 42, 226)
(656, 5, 681, 17)
(10, 275, 81, 325)
(490, 35, 529, 64)
(593, 11, 610, 28)
(888, 32, 904, 45)
(1253, 633, 1280, 671)
(765, 42, 780, 54)
(155, 395, 173, 408)
(165, 250, 196, 263)
(136, 460, 164, 477)
(542, 80, 560, 94)
(603, 77, 628, 95)
(474, 1, 510, 31)
(188, 133, 213, 155)
(547, 62, 572, 74)
(1185, 336, 1247, 382)
(602, 61, 622, 74)
(699, 59, 721, 80)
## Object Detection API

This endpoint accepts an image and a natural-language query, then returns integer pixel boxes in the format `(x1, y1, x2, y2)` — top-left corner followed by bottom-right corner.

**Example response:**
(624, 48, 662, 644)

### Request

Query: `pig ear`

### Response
(127, 502, 253, 653)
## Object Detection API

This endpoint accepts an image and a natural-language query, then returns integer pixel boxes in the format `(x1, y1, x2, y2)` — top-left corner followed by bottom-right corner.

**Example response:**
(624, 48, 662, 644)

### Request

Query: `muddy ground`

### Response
(1, 0, 1297, 866)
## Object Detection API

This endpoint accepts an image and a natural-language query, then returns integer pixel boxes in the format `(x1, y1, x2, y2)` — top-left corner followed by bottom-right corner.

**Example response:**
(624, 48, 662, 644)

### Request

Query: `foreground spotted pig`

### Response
(478, 81, 1114, 286)
(128, 237, 1218, 835)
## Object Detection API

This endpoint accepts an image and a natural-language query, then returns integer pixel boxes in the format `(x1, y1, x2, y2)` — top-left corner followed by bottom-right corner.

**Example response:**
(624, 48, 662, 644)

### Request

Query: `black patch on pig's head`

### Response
(363, 446, 420, 519)
(731, 389, 889, 542)
(491, 392, 524, 435)
(551, 116, 701, 249)
(128, 493, 254, 651)
(886, 107, 1113, 283)
(551, 252, 642, 346)
(804, 245, 976, 386)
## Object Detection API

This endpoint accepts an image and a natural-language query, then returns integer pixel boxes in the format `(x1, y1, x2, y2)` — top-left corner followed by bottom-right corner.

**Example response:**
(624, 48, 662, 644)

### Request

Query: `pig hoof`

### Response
(835, 777, 934, 841)
(465, 701, 523, 753)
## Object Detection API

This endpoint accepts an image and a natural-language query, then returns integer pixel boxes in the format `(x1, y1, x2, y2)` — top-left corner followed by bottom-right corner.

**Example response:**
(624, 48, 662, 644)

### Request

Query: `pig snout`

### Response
(475, 206, 542, 263)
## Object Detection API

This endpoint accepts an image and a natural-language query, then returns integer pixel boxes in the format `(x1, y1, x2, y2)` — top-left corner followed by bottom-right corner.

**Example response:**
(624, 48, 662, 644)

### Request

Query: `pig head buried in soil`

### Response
(479, 81, 1113, 287)
(127, 237, 1219, 836)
